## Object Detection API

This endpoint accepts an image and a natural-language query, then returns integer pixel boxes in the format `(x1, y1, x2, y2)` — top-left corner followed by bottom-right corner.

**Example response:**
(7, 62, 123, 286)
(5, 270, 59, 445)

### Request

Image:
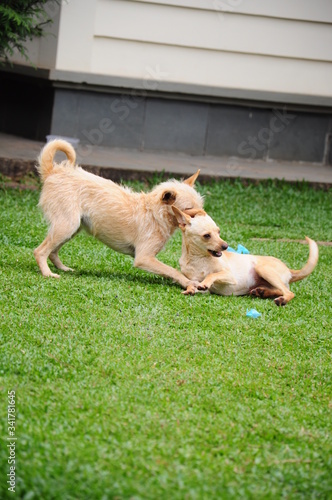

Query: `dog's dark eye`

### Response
(203, 233, 211, 239)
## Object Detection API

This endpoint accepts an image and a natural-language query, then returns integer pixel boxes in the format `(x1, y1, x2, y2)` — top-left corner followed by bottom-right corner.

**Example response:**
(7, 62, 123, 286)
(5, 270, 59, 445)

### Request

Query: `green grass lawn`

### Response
(0, 177, 331, 499)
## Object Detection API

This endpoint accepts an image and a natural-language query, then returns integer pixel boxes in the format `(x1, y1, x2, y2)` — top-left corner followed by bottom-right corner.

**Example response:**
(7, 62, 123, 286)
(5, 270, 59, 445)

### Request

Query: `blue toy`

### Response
(227, 244, 250, 254)
(246, 308, 261, 318)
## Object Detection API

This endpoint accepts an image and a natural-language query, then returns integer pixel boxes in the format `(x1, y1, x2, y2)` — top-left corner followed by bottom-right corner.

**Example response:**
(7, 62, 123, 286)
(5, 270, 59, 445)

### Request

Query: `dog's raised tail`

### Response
(290, 237, 318, 283)
(37, 139, 76, 182)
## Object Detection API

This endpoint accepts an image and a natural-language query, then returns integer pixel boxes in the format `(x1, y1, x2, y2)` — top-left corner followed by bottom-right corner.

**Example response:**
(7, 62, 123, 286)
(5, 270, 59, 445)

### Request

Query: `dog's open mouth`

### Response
(208, 250, 222, 258)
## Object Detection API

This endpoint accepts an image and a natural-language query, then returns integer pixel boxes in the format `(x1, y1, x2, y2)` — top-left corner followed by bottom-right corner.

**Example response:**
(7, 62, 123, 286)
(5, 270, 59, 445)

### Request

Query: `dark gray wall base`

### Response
(51, 88, 332, 165)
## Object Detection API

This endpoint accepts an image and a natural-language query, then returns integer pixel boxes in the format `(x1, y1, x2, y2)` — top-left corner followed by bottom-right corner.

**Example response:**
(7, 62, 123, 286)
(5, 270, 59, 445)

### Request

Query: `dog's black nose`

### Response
(221, 242, 228, 251)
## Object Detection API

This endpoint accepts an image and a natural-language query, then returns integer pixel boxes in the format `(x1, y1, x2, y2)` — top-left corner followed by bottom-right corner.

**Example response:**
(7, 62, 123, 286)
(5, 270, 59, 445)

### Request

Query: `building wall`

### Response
(3, 0, 332, 163)
(9, 0, 332, 106)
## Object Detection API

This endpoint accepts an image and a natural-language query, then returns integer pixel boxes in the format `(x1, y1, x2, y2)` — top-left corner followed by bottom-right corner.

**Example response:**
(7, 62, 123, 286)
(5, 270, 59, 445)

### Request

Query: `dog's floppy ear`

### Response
(183, 208, 206, 218)
(172, 206, 191, 228)
(162, 190, 176, 204)
(183, 169, 200, 187)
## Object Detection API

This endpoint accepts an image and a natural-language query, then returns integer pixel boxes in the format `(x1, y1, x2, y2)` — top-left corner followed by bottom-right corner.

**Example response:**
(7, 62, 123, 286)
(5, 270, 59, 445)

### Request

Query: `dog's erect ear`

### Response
(183, 169, 200, 187)
(162, 190, 176, 204)
(172, 206, 191, 228)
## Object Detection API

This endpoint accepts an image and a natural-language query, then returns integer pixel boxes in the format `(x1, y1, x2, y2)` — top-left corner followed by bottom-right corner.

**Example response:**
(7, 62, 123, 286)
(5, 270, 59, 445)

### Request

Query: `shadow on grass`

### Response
(5, 257, 305, 307)
(73, 268, 179, 287)
(14, 257, 182, 290)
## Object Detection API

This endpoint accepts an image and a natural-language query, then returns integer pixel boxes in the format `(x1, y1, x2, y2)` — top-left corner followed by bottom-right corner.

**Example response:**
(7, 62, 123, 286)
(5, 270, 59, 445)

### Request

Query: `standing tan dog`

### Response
(173, 207, 318, 305)
(34, 139, 203, 288)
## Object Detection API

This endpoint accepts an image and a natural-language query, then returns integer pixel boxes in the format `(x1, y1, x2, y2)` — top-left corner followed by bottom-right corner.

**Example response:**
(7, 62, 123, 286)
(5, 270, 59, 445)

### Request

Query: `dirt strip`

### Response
(252, 238, 332, 247)
(1, 154, 332, 190)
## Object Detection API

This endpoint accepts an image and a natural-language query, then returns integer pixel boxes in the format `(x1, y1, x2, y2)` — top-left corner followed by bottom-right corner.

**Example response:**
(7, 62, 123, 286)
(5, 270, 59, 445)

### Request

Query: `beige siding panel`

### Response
(95, 0, 332, 61)
(132, 0, 332, 23)
(91, 38, 332, 98)
(55, 0, 98, 71)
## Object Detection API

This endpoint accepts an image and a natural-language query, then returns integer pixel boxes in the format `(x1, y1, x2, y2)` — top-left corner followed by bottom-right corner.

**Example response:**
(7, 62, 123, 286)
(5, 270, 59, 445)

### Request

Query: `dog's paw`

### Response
(274, 296, 287, 306)
(61, 266, 74, 272)
(182, 284, 197, 295)
(44, 272, 61, 279)
(197, 283, 208, 291)
(250, 287, 265, 298)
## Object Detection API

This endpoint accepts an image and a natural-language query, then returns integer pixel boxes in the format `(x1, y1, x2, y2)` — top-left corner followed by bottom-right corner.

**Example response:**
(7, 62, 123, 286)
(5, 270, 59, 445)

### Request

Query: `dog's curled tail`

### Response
(37, 139, 76, 182)
(290, 237, 319, 283)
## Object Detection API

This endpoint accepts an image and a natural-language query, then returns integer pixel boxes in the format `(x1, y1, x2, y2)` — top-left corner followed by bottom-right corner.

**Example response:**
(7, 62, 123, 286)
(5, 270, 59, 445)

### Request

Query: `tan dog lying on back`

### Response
(173, 207, 318, 306)
(34, 139, 203, 288)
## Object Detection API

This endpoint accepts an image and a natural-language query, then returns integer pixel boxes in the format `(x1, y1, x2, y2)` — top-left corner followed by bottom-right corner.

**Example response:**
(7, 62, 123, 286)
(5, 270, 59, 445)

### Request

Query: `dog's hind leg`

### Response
(254, 264, 294, 306)
(34, 219, 80, 278)
(49, 244, 75, 272)
(250, 286, 283, 299)
(34, 235, 62, 278)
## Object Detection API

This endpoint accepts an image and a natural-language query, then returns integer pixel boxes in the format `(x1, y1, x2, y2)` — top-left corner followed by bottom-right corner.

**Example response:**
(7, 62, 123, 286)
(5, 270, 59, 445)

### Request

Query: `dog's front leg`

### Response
(134, 254, 198, 290)
(199, 271, 237, 290)
(183, 270, 237, 295)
